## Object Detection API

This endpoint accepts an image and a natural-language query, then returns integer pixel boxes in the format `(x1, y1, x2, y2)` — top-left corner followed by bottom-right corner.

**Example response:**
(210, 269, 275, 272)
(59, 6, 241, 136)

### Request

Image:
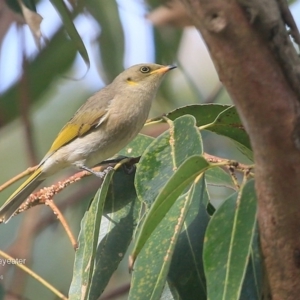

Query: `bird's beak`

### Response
(150, 65, 177, 74)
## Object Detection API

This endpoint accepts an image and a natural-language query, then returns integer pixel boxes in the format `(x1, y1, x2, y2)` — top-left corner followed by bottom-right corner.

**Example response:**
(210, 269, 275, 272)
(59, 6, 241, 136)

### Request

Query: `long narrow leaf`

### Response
(50, 0, 90, 69)
(204, 179, 257, 300)
(130, 155, 210, 266)
(69, 170, 114, 300)
(129, 178, 204, 299)
(168, 177, 210, 300)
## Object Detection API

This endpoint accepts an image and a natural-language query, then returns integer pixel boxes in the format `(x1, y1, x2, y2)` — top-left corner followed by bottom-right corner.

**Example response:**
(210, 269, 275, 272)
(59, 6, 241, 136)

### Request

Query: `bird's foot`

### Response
(80, 165, 113, 178)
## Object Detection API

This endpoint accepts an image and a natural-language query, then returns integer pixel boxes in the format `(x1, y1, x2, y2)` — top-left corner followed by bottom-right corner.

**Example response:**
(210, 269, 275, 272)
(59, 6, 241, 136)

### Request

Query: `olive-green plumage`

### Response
(0, 63, 176, 223)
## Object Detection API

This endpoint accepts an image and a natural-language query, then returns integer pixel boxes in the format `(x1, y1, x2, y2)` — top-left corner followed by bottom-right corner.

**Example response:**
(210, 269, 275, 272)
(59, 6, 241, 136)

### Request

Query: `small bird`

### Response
(0, 63, 176, 223)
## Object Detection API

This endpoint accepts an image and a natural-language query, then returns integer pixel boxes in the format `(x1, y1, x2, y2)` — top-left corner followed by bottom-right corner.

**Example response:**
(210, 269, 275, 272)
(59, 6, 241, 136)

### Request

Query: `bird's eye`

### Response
(140, 66, 150, 73)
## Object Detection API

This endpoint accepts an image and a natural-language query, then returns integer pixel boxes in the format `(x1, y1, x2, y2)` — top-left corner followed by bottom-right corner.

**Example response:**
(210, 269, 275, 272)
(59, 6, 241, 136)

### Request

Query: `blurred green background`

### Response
(0, 0, 299, 299)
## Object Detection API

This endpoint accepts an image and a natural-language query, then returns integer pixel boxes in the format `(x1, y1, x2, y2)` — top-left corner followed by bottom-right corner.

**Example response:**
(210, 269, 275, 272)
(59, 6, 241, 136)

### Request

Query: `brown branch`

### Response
(203, 152, 253, 173)
(179, 0, 300, 298)
(13, 169, 91, 217)
(45, 199, 78, 249)
(0, 157, 140, 222)
(32, 178, 100, 235)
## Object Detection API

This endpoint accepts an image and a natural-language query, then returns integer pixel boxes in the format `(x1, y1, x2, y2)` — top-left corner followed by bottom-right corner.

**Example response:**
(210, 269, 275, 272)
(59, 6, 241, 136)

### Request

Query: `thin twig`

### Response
(0, 166, 37, 192)
(45, 199, 78, 250)
(0, 250, 68, 299)
(203, 153, 254, 175)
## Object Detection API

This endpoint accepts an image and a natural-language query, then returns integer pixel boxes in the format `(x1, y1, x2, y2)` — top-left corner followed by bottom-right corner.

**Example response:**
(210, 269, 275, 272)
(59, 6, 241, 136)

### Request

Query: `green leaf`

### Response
(167, 104, 253, 160)
(205, 167, 236, 190)
(239, 225, 263, 300)
(204, 106, 252, 160)
(131, 115, 206, 265)
(103, 167, 137, 214)
(129, 178, 204, 299)
(204, 179, 257, 300)
(167, 104, 232, 127)
(168, 177, 210, 300)
(50, 0, 90, 69)
(88, 169, 141, 299)
(131, 155, 210, 265)
(135, 115, 203, 207)
(118, 134, 154, 158)
(69, 170, 114, 300)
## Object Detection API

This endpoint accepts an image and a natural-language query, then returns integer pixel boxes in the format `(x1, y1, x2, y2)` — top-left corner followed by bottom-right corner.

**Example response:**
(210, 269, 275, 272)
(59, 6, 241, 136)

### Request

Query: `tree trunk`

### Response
(179, 0, 300, 298)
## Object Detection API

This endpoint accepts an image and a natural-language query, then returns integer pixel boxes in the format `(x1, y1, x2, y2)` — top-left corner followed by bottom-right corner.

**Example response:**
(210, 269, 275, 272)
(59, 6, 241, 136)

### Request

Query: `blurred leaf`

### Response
(0, 283, 4, 300)
(87, 0, 124, 83)
(18, 0, 43, 45)
(154, 26, 182, 64)
(6, 0, 36, 14)
(148, 0, 183, 62)
(204, 179, 257, 300)
(167, 104, 253, 160)
(69, 170, 114, 300)
(153, 26, 182, 106)
(129, 178, 203, 299)
(0, 28, 77, 126)
(88, 169, 141, 298)
(168, 177, 210, 300)
(50, 0, 90, 69)
(146, 0, 183, 107)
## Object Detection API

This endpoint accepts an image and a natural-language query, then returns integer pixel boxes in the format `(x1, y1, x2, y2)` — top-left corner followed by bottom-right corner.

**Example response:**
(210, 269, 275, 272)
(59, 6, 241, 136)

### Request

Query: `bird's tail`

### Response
(0, 168, 44, 223)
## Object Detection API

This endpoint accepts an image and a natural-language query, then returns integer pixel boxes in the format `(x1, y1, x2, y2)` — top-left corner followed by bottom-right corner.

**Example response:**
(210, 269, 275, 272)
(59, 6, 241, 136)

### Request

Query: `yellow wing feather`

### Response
(46, 109, 108, 156)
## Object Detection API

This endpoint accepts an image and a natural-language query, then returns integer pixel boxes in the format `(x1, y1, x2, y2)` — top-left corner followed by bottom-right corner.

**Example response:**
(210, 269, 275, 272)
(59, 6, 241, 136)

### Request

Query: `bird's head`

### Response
(114, 63, 176, 92)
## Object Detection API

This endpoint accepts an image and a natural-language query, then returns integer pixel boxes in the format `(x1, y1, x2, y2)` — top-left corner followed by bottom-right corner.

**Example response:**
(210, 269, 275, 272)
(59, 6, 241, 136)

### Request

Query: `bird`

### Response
(0, 63, 176, 223)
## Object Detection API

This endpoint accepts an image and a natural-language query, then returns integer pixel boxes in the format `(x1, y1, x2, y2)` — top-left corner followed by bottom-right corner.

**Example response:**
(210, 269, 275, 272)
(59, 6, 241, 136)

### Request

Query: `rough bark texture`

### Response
(179, 0, 300, 298)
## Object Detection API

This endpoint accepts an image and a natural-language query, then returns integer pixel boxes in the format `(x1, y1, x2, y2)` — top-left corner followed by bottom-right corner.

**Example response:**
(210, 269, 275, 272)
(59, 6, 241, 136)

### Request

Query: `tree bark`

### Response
(179, 0, 300, 298)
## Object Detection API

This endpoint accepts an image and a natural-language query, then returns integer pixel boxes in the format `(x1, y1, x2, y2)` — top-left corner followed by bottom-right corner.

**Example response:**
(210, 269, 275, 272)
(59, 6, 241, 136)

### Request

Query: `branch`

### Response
(179, 0, 300, 298)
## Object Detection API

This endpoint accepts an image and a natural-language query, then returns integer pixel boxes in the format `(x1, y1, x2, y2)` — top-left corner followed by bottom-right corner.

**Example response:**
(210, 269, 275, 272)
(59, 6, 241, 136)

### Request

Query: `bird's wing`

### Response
(47, 109, 108, 154)
(38, 86, 114, 165)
